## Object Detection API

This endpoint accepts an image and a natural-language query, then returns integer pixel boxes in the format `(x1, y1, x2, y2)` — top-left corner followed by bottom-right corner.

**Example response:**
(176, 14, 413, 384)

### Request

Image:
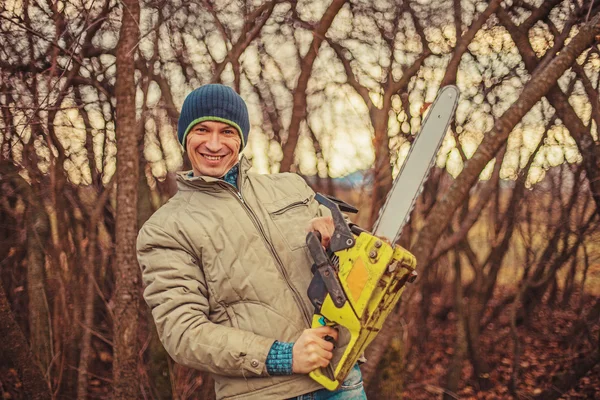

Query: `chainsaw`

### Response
(306, 85, 460, 390)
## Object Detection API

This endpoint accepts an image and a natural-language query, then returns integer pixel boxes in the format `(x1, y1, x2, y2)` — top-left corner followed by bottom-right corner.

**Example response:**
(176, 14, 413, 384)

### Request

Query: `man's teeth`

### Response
(204, 155, 223, 161)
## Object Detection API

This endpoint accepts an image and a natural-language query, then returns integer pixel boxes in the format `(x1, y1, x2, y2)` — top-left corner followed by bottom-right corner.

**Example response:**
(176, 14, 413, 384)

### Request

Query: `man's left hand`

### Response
(306, 216, 334, 248)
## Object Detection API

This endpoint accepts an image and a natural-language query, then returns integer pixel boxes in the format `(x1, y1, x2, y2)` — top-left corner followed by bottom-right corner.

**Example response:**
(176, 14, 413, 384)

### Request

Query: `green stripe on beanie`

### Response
(178, 84, 250, 151)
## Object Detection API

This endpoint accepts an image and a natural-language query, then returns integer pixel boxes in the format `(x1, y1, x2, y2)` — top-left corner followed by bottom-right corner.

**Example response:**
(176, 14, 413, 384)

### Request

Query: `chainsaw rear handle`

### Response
(309, 365, 341, 391)
(308, 311, 356, 391)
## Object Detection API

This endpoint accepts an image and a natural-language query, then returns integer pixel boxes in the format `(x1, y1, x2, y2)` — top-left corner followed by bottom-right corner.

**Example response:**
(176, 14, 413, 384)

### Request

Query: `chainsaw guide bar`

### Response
(373, 85, 460, 244)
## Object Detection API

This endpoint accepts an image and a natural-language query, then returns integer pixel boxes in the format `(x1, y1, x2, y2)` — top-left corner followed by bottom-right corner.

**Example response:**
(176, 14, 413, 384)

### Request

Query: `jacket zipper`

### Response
(271, 198, 309, 215)
(220, 182, 313, 327)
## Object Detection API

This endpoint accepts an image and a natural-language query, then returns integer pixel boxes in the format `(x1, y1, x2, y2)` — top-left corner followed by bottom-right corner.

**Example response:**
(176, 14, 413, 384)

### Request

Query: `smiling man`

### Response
(137, 84, 367, 400)
(186, 120, 241, 177)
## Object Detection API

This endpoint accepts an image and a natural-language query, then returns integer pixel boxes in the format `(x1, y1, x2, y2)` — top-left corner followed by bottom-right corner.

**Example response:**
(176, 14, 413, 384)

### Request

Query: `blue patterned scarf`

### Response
(222, 164, 239, 189)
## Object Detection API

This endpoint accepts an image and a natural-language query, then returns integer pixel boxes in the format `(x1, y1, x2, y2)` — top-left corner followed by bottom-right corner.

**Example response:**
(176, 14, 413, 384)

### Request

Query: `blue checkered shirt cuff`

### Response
(266, 341, 294, 375)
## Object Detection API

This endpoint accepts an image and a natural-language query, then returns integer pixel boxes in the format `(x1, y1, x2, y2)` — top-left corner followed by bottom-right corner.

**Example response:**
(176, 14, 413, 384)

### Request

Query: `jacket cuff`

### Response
(266, 341, 294, 375)
(238, 336, 275, 376)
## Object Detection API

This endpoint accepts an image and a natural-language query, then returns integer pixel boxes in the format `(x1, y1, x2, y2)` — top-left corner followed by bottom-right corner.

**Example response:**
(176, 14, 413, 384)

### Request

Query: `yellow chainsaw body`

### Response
(309, 232, 417, 390)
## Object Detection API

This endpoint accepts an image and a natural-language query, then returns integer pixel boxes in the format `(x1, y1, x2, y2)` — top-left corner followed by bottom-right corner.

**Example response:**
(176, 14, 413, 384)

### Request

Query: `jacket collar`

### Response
(176, 155, 252, 191)
(239, 154, 252, 176)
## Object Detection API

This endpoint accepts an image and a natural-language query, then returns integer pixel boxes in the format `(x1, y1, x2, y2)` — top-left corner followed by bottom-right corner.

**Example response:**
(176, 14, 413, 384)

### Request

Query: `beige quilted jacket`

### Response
(137, 156, 349, 399)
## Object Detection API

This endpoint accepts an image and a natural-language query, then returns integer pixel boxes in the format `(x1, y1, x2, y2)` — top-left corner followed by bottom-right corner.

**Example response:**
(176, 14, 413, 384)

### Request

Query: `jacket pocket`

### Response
(266, 195, 313, 251)
(270, 198, 310, 216)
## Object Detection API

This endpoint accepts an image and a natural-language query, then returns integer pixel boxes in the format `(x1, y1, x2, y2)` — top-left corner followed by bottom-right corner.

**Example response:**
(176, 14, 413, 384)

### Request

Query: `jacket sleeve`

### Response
(137, 222, 275, 377)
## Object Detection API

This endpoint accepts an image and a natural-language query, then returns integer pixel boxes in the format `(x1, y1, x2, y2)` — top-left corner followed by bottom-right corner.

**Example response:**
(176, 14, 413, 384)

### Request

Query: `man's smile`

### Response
(201, 153, 227, 161)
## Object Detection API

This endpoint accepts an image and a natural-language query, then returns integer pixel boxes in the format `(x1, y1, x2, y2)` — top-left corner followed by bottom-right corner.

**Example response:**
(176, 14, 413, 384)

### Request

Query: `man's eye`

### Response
(223, 130, 235, 135)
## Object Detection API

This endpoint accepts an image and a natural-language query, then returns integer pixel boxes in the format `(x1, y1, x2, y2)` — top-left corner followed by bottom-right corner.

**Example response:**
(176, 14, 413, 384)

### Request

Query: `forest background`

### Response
(1, 0, 599, 399)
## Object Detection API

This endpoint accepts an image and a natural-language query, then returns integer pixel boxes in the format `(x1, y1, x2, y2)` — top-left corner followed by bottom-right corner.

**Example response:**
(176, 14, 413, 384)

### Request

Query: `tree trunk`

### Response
(0, 276, 51, 400)
(443, 252, 467, 399)
(466, 298, 491, 390)
(112, 0, 141, 397)
(1, 161, 53, 374)
(77, 223, 98, 400)
(368, 108, 394, 228)
(26, 197, 53, 375)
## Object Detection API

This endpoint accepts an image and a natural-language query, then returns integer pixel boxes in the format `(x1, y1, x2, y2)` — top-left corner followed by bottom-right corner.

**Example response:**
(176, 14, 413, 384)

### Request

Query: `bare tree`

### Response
(279, 0, 347, 172)
(112, 0, 141, 397)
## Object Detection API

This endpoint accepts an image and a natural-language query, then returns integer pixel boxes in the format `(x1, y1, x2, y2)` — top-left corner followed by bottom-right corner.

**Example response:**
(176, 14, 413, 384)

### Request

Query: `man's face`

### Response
(186, 120, 241, 178)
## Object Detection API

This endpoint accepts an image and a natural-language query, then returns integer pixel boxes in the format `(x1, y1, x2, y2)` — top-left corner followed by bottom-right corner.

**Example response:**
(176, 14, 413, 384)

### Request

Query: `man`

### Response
(137, 84, 367, 399)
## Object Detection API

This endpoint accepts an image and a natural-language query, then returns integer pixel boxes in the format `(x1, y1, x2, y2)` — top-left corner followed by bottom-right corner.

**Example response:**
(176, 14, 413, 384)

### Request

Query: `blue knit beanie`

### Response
(177, 84, 250, 151)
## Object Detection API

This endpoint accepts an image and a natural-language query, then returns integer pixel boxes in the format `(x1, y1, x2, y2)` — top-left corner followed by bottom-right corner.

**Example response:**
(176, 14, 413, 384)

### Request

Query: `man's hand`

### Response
(292, 326, 338, 374)
(306, 216, 334, 248)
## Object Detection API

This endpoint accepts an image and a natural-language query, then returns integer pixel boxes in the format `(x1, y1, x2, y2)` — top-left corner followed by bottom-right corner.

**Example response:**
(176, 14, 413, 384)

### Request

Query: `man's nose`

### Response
(204, 131, 222, 152)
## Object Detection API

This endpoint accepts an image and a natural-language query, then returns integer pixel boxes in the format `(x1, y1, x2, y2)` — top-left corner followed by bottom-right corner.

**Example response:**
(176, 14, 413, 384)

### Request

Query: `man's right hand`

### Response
(292, 326, 338, 374)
